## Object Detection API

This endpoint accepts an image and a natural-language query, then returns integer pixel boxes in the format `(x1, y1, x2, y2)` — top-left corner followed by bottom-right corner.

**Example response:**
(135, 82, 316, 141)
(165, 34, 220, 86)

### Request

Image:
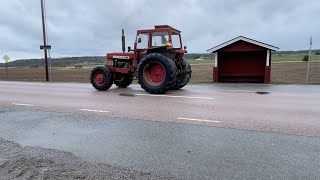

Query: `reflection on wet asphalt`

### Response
(0, 106, 319, 180)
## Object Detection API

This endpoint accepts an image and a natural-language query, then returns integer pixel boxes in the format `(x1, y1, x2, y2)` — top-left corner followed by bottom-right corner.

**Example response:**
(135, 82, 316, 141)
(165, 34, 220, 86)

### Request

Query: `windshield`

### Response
(152, 31, 169, 47)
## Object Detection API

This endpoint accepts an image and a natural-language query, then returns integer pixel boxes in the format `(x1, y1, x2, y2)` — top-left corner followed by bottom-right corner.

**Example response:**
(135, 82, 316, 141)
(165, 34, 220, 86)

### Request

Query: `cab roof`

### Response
(137, 25, 181, 34)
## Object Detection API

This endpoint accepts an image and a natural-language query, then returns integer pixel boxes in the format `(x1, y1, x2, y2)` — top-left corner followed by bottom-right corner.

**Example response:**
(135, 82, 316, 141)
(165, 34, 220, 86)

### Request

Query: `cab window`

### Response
(136, 33, 149, 49)
(171, 34, 181, 48)
(152, 31, 169, 47)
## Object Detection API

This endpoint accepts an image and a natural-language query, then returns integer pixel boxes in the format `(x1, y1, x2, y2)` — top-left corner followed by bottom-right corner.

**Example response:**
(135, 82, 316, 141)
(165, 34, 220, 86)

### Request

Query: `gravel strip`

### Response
(0, 138, 177, 180)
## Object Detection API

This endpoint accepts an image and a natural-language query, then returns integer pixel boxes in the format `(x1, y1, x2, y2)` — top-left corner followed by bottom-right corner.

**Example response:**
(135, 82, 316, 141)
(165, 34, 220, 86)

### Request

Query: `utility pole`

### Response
(40, 0, 49, 81)
(306, 36, 312, 84)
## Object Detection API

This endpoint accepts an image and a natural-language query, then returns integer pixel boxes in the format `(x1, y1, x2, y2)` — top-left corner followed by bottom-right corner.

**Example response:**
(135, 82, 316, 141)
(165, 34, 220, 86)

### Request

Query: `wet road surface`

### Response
(0, 81, 320, 179)
(0, 81, 320, 136)
(1, 107, 320, 179)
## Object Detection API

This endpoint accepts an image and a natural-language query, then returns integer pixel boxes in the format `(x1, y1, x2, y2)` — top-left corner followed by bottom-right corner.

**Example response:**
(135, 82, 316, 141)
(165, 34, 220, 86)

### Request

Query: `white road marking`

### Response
(135, 94, 214, 100)
(178, 117, 221, 123)
(12, 103, 34, 107)
(219, 90, 255, 93)
(79, 109, 109, 113)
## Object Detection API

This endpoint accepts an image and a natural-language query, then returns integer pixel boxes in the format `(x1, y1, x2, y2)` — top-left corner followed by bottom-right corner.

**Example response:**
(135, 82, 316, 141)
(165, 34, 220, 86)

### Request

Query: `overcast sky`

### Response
(0, 0, 319, 61)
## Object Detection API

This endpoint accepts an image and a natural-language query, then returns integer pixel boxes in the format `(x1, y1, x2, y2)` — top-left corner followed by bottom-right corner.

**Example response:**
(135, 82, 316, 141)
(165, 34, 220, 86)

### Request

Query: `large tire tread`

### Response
(138, 53, 176, 94)
(171, 60, 191, 90)
(115, 76, 133, 88)
(90, 66, 113, 91)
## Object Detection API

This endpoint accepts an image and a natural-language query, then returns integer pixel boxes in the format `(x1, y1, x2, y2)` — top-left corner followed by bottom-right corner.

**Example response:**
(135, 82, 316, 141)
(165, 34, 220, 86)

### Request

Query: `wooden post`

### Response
(266, 50, 270, 66)
(6, 61, 8, 80)
(214, 52, 218, 67)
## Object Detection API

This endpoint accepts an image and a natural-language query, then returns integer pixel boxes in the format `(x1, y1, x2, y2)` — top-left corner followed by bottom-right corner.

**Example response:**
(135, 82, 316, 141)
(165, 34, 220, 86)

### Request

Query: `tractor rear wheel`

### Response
(115, 76, 133, 88)
(90, 66, 113, 91)
(171, 60, 191, 90)
(138, 53, 176, 94)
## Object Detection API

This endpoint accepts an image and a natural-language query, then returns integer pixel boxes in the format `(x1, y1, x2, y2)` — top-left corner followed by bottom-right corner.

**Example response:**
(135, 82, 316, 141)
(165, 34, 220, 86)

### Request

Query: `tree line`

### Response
(1, 50, 319, 68)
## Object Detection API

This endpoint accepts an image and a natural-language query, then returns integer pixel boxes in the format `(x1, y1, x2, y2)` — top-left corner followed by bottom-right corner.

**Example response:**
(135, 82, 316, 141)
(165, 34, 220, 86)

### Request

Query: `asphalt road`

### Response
(0, 81, 320, 136)
(0, 81, 320, 179)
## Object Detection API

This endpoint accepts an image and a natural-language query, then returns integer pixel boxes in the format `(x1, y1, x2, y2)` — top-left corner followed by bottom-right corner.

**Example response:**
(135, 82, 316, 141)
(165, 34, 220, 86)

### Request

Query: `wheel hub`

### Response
(149, 64, 165, 83)
(94, 72, 105, 85)
(143, 62, 166, 86)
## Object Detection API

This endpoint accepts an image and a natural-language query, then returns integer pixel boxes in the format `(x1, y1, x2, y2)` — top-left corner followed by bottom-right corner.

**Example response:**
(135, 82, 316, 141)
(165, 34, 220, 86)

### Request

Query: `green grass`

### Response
(186, 54, 320, 64)
(187, 59, 214, 65)
(272, 54, 320, 62)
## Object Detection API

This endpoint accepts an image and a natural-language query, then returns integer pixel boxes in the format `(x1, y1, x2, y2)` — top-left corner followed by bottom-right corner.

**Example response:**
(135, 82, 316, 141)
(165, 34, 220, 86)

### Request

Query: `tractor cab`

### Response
(133, 25, 186, 66)
(134, 25, 185, 51)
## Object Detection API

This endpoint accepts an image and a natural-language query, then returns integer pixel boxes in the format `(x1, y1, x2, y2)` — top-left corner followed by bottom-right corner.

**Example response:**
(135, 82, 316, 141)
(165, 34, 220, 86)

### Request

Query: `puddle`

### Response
(119, 93, 136, 97)
(256, 91, 270, 95)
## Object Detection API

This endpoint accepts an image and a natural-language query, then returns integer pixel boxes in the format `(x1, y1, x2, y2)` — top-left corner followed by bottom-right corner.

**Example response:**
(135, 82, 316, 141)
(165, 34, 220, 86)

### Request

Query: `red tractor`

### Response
(90, 25, 191, 94)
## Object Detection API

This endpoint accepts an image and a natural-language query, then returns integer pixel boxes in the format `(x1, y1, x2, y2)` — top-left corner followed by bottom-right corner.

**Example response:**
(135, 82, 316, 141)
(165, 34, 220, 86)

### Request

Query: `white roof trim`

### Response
(206, 36, 279, 53)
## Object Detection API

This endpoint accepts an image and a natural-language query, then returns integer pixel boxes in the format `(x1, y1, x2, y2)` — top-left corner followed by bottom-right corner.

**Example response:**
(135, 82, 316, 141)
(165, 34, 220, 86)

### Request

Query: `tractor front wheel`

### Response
(115, 76, 133, 88)
(138, 53, 176, 94)
(90, 66, 113, 91)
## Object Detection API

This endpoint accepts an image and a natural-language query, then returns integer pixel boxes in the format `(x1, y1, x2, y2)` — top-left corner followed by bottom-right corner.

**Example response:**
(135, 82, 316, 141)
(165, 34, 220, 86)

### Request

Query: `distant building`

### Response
(195, 57, 205, 61)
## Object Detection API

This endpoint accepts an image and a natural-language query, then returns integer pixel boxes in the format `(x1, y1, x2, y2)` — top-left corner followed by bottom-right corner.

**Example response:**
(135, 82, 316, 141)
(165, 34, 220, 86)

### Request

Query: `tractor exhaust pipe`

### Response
(121, 29, 125, 53)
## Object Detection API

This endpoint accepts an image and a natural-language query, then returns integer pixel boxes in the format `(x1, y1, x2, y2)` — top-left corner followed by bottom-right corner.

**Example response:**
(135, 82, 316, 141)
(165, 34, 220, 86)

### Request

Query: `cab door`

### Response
(136, 32, 149, 64)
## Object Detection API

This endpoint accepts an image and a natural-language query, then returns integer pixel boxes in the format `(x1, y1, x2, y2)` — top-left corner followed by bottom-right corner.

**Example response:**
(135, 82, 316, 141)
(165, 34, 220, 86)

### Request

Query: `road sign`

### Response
(3, 55, 10, 62)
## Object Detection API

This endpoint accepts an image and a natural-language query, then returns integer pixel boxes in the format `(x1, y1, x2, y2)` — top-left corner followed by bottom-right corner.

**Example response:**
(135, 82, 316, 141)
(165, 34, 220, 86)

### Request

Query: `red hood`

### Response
(106, 52, 134, 60)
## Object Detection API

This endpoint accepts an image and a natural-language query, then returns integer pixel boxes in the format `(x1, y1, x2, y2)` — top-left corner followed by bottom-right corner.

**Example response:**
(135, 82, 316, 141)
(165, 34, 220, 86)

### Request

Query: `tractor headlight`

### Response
(107, 60, 113, 66)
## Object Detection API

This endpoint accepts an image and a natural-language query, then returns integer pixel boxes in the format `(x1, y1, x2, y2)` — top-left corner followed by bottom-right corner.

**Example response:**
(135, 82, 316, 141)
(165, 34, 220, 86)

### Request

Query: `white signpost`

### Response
(3, 55, 10, 80)
(306, 36, 312, 84)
